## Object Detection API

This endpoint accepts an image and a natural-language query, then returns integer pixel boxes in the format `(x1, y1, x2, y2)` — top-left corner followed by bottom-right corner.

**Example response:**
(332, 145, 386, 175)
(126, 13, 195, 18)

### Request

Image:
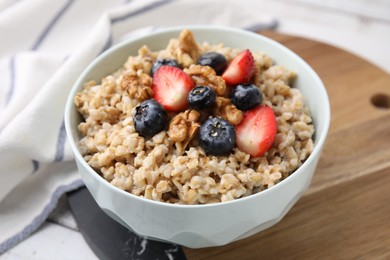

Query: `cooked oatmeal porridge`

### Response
(74, 29, 314, 204)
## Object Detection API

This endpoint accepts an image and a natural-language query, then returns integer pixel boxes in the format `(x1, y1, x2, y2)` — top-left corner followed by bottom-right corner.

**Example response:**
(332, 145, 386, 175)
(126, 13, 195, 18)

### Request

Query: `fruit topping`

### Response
(231, 83, 262, 111)
(199, 117, 236, 156)
(133, 99, 168, 138)
(152, 65, 195, 112)
(168, 110, 200, 154)
(235, 105, 277, 157)
(188, 86, 216, 110)
(197, 52, 227, 75)
(222, 49, 255, 86)
(150, 59, 180, 77)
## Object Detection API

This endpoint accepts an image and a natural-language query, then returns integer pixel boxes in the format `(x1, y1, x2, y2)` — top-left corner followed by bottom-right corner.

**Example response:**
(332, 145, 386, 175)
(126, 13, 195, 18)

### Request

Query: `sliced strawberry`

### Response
(152, 65, 195, 112)
(235, 105, 277, 157)
(222, 49, 255, 86)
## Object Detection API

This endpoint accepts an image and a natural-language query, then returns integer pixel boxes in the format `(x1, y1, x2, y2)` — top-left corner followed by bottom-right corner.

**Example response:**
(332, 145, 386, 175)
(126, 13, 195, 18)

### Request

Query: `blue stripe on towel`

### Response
(54, 119, 67, 162)
(243, 20, 279, 32)
(0, 178, 84, 254)
(32, 160, 40, 173)
(111, 0, 174, 23)
(30, 0, 75, 50)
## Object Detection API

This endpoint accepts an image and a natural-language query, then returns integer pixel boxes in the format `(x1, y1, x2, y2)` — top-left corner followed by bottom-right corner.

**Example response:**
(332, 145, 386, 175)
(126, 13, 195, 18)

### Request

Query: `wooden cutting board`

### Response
(183, 31, 390, 259)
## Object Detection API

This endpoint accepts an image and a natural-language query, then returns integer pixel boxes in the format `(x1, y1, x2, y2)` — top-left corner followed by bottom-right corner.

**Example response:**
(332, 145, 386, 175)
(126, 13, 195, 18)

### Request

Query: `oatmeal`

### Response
(74, 29, 314, 204)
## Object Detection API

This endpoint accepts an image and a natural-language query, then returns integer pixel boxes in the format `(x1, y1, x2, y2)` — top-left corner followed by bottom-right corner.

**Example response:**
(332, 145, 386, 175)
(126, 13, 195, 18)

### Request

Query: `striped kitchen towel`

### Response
(0, 0, 277, 253)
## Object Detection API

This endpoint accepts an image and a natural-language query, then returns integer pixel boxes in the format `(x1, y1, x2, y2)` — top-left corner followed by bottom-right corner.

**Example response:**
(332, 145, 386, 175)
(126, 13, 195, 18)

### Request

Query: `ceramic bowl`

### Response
(65, 25, 330, 248)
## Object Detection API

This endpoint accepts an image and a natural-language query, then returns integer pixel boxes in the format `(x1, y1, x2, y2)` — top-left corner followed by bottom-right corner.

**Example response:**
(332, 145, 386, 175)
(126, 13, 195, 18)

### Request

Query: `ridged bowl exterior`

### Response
(65, 26, 330, 248)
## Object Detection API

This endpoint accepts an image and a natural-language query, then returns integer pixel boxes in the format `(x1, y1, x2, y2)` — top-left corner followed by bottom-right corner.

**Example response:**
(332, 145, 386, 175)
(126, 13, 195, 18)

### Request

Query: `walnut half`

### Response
(168, 110, 200, 154)
(120, 71, 153, 102)
(164, 29, 201, 68)
(213, 97, 243, 126)
(184, 65, 227, 96)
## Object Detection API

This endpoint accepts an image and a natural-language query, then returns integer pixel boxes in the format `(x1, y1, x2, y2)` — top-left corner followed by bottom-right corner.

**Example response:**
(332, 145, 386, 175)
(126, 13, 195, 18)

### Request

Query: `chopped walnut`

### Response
(168, 110, 200, 154)
(184, 65, 227, 96)
(178, 29, 200, 62)
(165, 29, 201, 68)
(213, 97, 243, 125)
(120, 71, 153, 102)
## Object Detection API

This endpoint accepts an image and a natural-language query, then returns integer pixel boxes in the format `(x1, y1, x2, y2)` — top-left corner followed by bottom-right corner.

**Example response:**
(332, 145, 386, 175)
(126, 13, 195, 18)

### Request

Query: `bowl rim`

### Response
(65, 25, 331, 209)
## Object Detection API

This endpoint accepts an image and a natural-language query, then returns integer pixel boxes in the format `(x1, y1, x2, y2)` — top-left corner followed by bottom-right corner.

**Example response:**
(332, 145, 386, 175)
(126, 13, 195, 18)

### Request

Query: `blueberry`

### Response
(188, 86, 216, 109)
(199, 117, 236, 156)
(150, 59, 180, 77)
(197, 52, 227, 75)
(133, 99, 167, 137)
(231, 83, 262, 111)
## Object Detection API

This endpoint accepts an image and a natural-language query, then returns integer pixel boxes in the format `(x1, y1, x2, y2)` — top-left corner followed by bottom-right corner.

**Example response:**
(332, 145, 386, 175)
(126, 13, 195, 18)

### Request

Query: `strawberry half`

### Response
(152, 65, 195, 112)
(222, 49, 255, 86)
(235, 105, 277, 157)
